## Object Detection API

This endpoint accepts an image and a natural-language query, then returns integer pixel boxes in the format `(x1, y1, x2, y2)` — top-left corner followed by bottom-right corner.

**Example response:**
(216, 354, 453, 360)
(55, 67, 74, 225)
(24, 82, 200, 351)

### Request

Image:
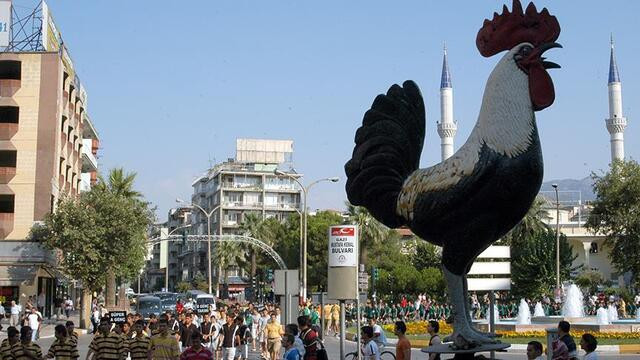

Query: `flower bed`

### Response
(383, 321, 640, 340)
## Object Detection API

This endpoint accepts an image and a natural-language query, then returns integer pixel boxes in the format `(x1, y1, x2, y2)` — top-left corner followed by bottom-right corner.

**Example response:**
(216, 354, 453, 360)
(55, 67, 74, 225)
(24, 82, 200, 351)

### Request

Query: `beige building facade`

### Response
(0, 48, 99, 316)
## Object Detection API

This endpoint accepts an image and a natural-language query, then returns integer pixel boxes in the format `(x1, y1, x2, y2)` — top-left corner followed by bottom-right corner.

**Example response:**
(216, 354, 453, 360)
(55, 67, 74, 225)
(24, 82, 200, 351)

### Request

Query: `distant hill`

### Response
(539, 177, 596, 203)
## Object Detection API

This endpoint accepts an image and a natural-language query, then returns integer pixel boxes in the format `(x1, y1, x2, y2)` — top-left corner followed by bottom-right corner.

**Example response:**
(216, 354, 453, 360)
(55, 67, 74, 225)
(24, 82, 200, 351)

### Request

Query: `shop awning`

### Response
(0, 264, 37, 286)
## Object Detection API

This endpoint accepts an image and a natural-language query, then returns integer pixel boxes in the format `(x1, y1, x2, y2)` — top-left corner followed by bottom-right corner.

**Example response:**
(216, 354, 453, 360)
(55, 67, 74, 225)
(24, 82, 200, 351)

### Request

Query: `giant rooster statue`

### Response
(345, 0, 561, 347)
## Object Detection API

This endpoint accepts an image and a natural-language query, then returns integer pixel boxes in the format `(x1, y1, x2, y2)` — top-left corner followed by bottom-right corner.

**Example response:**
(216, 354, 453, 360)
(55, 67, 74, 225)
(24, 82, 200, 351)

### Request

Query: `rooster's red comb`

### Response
(476, 0, 560, 57)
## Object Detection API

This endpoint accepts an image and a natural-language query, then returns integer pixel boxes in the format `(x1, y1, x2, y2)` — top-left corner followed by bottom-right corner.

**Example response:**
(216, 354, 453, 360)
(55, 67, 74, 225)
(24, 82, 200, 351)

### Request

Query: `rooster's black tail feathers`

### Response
(344, 80, 426, 228)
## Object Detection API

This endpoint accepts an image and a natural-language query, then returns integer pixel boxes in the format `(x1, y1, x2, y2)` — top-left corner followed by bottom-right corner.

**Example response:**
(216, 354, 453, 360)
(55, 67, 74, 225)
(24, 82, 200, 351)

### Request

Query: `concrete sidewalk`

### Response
(0, 312, 90, 339)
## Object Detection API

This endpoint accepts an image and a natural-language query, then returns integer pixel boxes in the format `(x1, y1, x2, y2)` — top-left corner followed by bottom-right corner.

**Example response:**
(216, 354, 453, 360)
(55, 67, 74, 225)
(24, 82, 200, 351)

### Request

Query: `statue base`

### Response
(422, 342, 510, 359)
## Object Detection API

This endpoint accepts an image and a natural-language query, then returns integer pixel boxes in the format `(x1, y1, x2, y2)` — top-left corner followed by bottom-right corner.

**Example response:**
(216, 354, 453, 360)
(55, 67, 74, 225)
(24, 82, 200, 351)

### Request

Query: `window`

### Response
(0, 195, 14, 213)
(0, 151, 16, 167)
(0, 61, 21, 80)
(60, 116, 66, 131)
(0, 107, 18, 124)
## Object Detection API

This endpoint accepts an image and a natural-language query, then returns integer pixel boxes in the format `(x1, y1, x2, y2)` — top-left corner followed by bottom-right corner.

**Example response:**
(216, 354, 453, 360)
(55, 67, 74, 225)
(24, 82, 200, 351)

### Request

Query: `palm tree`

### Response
(240, 213, 278, 286)
(345, 202, 387, 265)
(96, 168, 141, 308)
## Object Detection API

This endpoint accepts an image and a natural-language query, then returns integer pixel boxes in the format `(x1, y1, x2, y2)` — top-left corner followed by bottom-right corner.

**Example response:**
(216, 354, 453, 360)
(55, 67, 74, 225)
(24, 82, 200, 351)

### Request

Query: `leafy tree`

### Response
(192, 272, 209, 293)
(586, 160, 640, 286)
(412, 241, 442, 270)
(93, 168, 149, 307)
(511, 229, 579, 299)
(346, 203, 386, 265)
(306, 210, 344, 291)
(176, 281, 191, 293)
(575, 270, 606, 294)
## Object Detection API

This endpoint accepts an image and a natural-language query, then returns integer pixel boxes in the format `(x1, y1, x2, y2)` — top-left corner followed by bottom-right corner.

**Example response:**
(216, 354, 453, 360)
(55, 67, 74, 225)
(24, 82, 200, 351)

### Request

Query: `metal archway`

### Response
(148, 234, 287, 270)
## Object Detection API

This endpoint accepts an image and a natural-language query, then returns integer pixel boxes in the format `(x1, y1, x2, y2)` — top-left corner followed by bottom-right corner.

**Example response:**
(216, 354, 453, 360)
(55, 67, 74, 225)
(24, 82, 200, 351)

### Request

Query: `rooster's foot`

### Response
(444, 325, 498, 349)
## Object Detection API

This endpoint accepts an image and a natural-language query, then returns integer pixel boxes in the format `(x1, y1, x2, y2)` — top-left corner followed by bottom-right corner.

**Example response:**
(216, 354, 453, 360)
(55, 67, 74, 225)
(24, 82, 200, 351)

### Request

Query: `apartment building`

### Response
(0, 3, 99, 316)
(184, 139, 301, 296)
(145, 207, 192, 292)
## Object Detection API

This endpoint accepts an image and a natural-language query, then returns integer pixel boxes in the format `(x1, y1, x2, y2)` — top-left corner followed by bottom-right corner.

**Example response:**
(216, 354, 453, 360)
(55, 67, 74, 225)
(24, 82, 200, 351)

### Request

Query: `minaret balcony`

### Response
(605, 117, 627, 134)
(437, 121, 458, 138)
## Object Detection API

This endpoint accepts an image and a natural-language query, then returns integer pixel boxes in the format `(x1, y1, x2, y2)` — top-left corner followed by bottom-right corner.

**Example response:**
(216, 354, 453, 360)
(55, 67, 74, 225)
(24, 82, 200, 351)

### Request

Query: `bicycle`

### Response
(344, 350, 396, 360)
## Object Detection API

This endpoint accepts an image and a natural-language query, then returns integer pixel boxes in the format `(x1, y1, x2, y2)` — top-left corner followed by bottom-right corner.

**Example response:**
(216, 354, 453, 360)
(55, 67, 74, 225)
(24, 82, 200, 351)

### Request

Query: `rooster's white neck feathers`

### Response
(397, 47, 537, 221)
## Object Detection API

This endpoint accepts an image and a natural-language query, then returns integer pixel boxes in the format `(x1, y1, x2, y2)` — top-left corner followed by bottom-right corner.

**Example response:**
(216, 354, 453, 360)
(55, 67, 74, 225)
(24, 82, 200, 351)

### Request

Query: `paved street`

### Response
(20, 333, 637, 359)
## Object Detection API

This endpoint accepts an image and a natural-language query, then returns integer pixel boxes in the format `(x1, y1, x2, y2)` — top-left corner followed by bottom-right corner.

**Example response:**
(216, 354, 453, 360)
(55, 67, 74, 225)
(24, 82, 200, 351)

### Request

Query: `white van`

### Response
(195, 293, 216, 311)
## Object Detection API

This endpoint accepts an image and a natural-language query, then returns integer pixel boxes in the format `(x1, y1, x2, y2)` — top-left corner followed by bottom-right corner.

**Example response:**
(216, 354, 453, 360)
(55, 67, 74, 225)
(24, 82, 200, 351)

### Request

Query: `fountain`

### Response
(561, 284, 585, 318)
(485, 304, 500, 323)
(608, 304, 619, 321)
(516, 299, 531, 325)
(597, 306, 610, 325)
(533, 302, 545, 317)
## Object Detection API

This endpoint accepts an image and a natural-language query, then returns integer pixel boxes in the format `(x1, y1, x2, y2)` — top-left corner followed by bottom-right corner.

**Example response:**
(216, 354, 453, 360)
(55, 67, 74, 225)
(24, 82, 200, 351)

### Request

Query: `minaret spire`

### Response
(437, 42, 457, 161)
(605, 34, 627, 162)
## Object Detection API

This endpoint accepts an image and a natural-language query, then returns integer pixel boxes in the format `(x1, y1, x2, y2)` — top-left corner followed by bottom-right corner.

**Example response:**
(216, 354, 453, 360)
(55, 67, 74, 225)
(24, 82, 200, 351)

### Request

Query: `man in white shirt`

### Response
(526, 341, 545, 360)
(27, 308, 42, 341)
(9, 301, 20, 327)
(361, 326, 380, 360)
(369, 318, 387, 348)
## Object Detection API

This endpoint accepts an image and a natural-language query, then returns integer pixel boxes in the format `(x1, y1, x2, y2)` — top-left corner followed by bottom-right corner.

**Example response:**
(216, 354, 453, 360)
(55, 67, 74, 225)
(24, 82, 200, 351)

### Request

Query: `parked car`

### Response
(136, 295, 162, 320)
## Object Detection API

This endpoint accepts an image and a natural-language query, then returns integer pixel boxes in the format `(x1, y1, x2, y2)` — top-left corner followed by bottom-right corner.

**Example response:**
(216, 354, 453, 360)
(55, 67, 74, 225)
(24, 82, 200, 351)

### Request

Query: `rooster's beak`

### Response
(538, 42, 562, 69)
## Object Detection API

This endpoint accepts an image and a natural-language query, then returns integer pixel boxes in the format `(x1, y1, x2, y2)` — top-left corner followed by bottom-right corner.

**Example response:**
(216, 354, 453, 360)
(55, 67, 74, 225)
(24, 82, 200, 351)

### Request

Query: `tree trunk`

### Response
(105, 271, 116, 308)
(79, 288, 92, 329)
(118, 281, 127, 310)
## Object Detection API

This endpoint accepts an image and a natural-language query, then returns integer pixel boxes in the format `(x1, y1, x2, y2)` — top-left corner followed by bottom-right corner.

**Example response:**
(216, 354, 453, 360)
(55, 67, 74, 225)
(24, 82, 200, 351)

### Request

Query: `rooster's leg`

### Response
(443, 267, 496, 347)
(462, 274, 496, 338)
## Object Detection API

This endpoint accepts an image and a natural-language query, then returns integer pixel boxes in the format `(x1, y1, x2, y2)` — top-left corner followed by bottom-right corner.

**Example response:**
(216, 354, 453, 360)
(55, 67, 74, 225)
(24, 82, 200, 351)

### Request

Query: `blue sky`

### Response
(34, 0, 639, 218)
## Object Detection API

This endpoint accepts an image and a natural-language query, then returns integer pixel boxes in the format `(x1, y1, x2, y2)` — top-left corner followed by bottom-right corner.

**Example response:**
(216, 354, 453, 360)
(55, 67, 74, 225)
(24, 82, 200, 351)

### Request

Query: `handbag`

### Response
(315, 339, 328, 360)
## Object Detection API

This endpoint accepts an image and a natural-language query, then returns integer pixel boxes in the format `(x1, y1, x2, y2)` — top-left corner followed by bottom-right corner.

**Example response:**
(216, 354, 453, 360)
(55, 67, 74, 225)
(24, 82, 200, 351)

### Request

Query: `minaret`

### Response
(437, 44, 457, 161)
(605, 35, 627, 162)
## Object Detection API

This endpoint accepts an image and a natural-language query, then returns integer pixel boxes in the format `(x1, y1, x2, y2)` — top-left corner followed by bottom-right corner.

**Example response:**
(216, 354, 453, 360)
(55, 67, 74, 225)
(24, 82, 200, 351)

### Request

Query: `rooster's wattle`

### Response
(345, 0, 561, 346)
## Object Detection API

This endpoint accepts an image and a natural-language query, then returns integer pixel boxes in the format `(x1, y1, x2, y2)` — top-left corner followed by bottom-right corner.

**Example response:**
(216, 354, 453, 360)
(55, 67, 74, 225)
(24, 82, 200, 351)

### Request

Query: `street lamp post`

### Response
(274, 170, 339, 301)
(552, 184, 560, 290)
(177, 198, 218, 296)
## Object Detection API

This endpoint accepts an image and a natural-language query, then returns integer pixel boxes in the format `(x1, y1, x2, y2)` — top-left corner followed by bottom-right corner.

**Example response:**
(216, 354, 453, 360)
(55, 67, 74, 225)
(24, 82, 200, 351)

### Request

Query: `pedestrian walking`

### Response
(64, 297, 74, 319)
(281, 334, 301, 360)
(46, 324, 79, 359)
(527, 341, 544, 360)
(149, 317, 180, 360)
(66, 321, 78, 347)
(1, 326, 20, 359)
(180, 332, 213, 360)
(219, 315, 238, 360)
(427, 320, 441, 360)
(394, 321, 411, 360)
(13, 326, 43, 360)
(37, 291, 46, 316)
(580, 333, 598, 360)
(297, 316, 318, 360)
(27, 308, 42, 342)
(87, 317, 126, 360)
(10, 301, 21, 327)
(127, 320, 150, 360)
(178, 313, 199, 350)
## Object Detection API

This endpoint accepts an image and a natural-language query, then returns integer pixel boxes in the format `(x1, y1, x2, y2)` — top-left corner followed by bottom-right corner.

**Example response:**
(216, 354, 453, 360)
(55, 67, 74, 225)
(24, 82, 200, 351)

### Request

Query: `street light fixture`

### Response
(176, 198, 218, 296)
(163, 223, 192, 292)
(274, 170, 340, 301)
(551, 184, 561, 291)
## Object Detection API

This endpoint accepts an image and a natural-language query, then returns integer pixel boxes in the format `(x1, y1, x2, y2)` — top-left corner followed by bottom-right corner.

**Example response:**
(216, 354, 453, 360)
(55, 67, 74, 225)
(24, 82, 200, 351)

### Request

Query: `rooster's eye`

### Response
(519, 45, 533, 56)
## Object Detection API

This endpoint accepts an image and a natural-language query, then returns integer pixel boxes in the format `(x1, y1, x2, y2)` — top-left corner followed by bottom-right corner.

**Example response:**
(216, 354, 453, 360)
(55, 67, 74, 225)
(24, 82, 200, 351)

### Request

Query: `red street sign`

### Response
(331, 227, 355, 236)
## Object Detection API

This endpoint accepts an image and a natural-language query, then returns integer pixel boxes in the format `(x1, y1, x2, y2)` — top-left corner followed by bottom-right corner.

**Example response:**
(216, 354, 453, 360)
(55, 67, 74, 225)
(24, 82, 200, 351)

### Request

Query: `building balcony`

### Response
(0, 123, 18, 141)
(0, 79, 20, 97)
(222, 201, 262, 209)
(222, 183, 262, 191)
(0, 167, 16, 183)
(265, 203, 300, 211)
(81, 139, 98, 172)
